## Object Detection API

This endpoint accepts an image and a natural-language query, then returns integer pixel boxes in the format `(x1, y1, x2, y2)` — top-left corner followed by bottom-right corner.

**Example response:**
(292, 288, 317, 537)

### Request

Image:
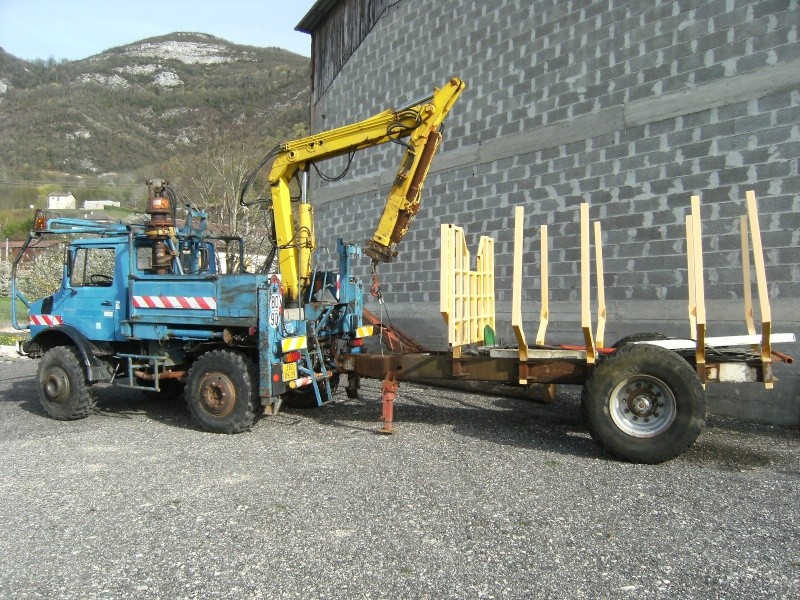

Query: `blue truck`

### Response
(11, 79, 465, 433)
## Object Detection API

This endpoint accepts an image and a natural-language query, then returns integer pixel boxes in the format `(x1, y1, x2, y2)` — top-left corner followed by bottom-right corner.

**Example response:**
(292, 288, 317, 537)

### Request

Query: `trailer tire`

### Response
(612, 332, 669, 349)
(581, 344, 705, 464)
(284, 374, 340, 409)
(185, 350, 261, 433)
(37, 345, 97, 420)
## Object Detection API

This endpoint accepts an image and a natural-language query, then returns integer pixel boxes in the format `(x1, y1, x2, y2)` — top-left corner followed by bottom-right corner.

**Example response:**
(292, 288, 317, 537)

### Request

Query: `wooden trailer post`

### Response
(690, 195, 707, 385)
(511, 206, 529, 382)
(476, 236, 496, 345)
(535, 224, 550, 346)
(740, 214, 756, 337)
(440, 224, 455, 353)
(686, 214, 697, 339)
(580, 203, 596, 364)
(745, 190, 773, 388)
(593, 220, 607, 349)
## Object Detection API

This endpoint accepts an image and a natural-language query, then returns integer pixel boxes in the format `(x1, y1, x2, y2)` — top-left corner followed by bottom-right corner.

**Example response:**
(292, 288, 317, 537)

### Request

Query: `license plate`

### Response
(282, 362, 298, 382)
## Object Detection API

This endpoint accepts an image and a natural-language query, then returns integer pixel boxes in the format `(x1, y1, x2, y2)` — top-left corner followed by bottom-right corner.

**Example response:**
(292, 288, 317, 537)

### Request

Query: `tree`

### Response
(17, 244, 65, 300)
(0, 259, 11, 297)
(168, 123, 281, 273)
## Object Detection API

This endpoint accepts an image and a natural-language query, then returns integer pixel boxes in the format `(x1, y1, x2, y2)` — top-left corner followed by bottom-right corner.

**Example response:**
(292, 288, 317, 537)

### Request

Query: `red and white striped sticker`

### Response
(30, 315, 64, 326)
(133, 295, 217, 310)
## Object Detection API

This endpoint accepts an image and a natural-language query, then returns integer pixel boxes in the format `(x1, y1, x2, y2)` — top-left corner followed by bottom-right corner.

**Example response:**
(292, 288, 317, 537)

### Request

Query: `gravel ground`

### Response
(0, 356, 798, 600)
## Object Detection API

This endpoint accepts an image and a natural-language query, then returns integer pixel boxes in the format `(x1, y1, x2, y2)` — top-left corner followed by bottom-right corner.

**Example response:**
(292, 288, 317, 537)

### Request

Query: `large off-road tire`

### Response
(185, 350, 261, 433)
(37, 345, 96, 420)
(611, 332, 669, 349)
(581, 344, 705, 464)
(284, 374, 340, 409)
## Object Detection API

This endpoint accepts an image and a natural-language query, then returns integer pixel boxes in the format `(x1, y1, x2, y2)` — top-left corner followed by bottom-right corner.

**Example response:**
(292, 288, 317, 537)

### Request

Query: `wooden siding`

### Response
(312, 0, 394, 101)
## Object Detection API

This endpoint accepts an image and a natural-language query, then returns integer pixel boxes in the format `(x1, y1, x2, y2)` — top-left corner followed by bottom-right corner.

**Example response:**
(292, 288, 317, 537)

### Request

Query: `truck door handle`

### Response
(101, 301, 113, 306)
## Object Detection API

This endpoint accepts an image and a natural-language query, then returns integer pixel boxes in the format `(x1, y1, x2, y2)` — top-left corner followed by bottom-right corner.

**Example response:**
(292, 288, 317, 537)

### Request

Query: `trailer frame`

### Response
(337, 191, 795, 463)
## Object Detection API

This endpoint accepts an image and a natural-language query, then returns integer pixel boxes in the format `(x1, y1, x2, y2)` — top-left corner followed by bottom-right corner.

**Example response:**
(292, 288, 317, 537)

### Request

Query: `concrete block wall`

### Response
(305, 0, 800, 424)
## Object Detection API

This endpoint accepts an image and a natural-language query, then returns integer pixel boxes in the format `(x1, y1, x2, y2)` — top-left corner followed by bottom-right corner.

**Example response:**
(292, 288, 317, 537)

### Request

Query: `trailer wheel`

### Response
(581, 344, 705, 464)
(185, 350, 261, 433)
(284, 374, 340, 409)
(37, 345, 96, 420)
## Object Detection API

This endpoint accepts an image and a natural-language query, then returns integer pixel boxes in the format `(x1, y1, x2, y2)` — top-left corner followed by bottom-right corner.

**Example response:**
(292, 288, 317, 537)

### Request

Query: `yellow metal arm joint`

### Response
(267, 77, 465, 302)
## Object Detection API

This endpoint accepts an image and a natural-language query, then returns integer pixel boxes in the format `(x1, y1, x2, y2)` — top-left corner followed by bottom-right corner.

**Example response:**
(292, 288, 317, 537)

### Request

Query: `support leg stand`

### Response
(379, 370, 398, 434)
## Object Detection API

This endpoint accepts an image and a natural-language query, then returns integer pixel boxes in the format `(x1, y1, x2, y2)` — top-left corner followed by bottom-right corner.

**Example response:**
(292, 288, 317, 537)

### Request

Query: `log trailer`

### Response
(336, 195, 795, 464)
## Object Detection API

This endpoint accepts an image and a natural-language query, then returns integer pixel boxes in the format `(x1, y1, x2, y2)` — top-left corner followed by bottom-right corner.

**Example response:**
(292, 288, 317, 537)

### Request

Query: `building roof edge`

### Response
(295, 0, 340, 34)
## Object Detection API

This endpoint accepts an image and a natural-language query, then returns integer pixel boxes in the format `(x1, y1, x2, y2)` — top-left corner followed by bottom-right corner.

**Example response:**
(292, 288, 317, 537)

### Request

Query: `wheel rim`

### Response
(197, 372, 237, 417)
(608, 375, 676, 438)
(43, 367, 70, 404)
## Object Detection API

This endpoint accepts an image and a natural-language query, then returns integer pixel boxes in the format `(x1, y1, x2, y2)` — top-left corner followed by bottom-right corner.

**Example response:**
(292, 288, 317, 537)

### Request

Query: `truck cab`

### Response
(41, 236, 125, 343)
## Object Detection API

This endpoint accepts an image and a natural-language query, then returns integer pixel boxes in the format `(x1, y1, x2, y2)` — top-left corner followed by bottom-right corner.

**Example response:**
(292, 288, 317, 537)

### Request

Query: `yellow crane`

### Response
(245, 77, 465, 304)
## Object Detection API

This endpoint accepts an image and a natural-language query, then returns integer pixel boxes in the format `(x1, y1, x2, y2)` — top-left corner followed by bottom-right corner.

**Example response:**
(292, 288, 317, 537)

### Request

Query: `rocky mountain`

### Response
(0, 32, 310, 176)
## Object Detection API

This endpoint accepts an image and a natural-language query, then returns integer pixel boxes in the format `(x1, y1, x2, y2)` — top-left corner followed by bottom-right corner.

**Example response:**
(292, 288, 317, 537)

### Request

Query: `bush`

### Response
(0, 260, 10, 297)
(1, 218, 34, 240)
(17, 245, 65, 301)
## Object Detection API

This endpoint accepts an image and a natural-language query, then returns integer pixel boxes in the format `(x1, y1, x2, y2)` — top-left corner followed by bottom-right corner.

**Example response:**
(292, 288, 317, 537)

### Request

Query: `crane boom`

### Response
(267, 77, 465, 303)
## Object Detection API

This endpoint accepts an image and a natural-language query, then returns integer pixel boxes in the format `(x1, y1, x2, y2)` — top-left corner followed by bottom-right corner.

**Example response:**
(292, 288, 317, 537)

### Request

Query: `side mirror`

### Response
(65, 247, 73, 279)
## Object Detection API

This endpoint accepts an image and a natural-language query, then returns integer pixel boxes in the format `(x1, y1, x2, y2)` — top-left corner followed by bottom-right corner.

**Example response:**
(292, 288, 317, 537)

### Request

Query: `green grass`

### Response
(0, 297, 28, 329)
(0, 296, 26, 345)
(104, 205, 137, 219)
(0, 332, 24, 345)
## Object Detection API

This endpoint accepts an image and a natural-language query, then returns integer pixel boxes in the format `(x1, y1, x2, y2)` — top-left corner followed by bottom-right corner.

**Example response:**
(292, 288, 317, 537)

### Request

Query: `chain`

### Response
(370, 261, 383, 300)
(371, 261, 385, 355)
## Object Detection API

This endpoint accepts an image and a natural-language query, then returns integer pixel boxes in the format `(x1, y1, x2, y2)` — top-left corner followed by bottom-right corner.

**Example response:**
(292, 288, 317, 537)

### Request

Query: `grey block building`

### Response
(296, 0, 799, 424)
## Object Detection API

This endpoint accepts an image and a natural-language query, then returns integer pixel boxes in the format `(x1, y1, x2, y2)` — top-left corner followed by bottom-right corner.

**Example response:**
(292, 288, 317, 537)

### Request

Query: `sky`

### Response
(0, 0, 317, 61)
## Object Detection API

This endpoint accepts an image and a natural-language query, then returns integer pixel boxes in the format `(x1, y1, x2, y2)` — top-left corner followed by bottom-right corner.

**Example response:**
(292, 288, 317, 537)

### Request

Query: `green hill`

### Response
(0, 32, 310, 176)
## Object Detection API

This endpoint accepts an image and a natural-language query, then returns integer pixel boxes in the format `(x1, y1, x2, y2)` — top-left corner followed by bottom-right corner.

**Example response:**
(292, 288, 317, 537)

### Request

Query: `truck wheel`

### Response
(185, 350, 261, 433)
(581, 344, 705, 464)
(37, 345, 96, 420)
(284, 374, 340, 409)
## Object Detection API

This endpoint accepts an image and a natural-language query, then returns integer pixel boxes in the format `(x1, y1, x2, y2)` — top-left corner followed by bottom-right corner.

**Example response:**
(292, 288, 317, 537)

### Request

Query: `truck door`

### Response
(63, 245, 120, 341)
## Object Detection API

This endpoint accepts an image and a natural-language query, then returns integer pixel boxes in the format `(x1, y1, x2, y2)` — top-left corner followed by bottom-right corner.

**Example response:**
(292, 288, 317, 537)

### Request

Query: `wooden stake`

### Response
(594, 220, 607, 349)
(690, 195, 706, 385)
(535, 225, 549, 346)
(511, 206, 528, 381)
(745, 190, 773, 388)
(580, 203, 595, 364)
(686, 215, 697, 339)
(740, 215, 756, 337)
